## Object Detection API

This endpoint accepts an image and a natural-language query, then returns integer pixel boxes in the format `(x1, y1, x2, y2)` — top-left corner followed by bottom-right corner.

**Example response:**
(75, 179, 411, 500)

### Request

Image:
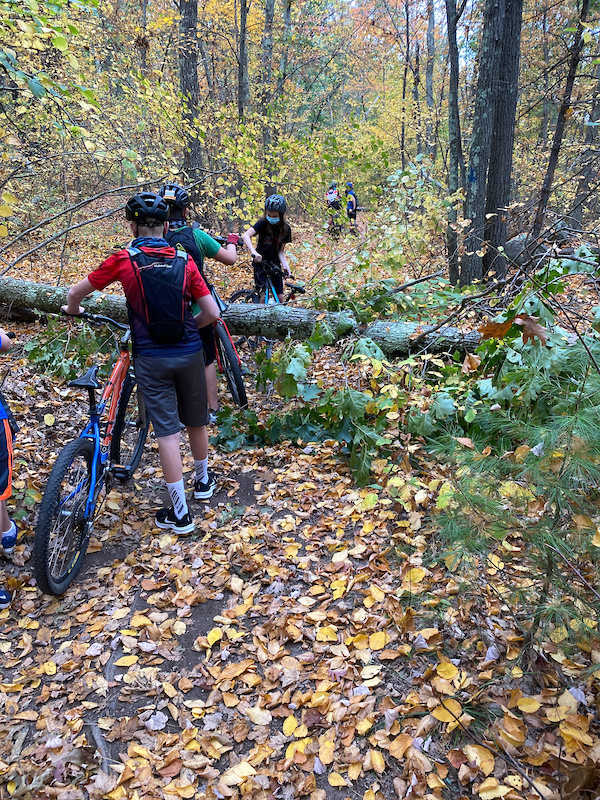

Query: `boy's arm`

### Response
(62, 278, 96, 315)
(0, 329, 13, 353)
(193, 292, 220, 329)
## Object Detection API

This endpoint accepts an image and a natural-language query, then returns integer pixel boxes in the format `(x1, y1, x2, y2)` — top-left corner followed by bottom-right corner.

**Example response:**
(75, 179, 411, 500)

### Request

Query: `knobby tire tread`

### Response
(215, 322, 247, 408)
(110, 373, 149, 479)
(34, 438, 95, 596)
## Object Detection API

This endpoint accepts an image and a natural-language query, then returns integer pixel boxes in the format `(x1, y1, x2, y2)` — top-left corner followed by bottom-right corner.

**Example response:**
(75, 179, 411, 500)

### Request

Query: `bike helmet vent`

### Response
(346, 182, 353, 188)
(125, 192, 170, 224)
(265, 194, 287, 214)
(160, 183, 190, 210)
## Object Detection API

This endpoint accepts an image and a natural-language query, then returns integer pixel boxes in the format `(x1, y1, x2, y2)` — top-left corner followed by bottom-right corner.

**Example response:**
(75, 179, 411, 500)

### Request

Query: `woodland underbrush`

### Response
(211, 253, 600, 656)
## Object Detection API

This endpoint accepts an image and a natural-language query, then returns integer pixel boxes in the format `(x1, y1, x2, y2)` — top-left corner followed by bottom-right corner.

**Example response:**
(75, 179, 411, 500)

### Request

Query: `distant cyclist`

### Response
(159, 182, 239, 423)
(346, 182, 358, 233)
(242, 194, 291, 300)
(325, 182, 342, 234)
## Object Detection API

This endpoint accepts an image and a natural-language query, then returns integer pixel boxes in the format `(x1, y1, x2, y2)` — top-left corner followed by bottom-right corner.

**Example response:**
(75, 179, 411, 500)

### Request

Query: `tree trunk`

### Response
(179, 0, 204, 173)
(460, 0, 506, 286)
(261, 0, 276, 189)
(445, 0, 465, 286)
(0, 278, 482, 356)
(237, 0, 250, 118)
(483, 0, 523, 281)
(568, 63, 600, 228)
(425, 0, 436, 160)
(531, 0, 590, 241)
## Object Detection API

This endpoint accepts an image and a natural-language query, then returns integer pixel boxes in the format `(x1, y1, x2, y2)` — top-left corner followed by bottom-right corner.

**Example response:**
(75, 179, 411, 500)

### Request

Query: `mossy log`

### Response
(0, 276, 481, 355)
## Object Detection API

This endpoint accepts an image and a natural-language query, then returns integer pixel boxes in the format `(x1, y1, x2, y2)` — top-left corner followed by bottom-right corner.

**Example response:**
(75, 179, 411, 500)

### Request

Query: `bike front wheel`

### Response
(215, 322, 248, 408)
(110, 373, 149, 480)
(34, 438, 96, 596)
(228, 289, 262, 350)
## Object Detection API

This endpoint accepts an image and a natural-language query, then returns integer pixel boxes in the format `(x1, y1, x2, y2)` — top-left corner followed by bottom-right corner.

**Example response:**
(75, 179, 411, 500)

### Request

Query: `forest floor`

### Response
(0, 217, 597, 800)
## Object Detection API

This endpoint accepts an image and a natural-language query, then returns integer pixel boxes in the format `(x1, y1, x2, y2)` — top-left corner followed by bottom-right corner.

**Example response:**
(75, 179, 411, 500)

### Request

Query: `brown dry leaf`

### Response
(478, 317, 515, 340)
(461, 352, 481, 374)
(514, 313, 548, 345)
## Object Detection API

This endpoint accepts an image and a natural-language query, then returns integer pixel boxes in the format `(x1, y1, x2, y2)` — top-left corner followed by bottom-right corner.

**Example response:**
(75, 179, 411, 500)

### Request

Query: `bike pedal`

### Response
(111, 465, 132, 481)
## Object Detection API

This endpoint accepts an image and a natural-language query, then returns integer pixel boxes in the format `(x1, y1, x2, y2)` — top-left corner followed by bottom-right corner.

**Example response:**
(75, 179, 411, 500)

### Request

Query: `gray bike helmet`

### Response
(265, 194, 287, 214)
(125, 192, 170, 224)
(160, 182, 190, 210)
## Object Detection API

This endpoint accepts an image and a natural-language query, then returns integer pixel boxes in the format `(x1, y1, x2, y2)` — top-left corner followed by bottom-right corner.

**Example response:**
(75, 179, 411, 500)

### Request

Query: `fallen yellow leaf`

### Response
(517, 697, 541, 713)
(436, 662, 458, 680)
(114, 655, 138, 667)
(369, 630, 390, 651)
(432, 698, 462, 723)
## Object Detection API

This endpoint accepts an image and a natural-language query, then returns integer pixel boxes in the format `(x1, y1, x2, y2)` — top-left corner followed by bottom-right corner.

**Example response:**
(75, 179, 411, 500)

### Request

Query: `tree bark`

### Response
(425, 0, 436, 160)
(569, 63, 600, 228)
(531, 0, 590, 241)
(460, 0, 506, 286)
(445, 0, 465, 286)
(0, 278, 482, 356)
(179, 0, 204, 173)
(237, 0, 250, 118)
(483, 0, 523, 281)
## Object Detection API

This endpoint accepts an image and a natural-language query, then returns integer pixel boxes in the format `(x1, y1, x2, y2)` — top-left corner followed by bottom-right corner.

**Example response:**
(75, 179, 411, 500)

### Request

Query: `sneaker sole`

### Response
(2, 545, 15, 555)
(194, 485, 215, 500)
(154, 517, 195, 535)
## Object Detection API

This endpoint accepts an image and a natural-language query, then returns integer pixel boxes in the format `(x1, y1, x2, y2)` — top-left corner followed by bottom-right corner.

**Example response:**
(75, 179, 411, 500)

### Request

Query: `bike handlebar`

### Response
(61, 310, 129, 331)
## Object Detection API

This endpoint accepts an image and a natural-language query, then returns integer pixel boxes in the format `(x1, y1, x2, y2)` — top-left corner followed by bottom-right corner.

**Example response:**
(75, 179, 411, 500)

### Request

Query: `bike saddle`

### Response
(69, 365, 101, 390)
(286, 283, 306, 293)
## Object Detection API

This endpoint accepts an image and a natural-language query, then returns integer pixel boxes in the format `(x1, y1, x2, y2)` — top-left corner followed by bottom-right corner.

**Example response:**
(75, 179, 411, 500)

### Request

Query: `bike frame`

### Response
(209, 283, 243, 372)
(77, 334, 131, 518)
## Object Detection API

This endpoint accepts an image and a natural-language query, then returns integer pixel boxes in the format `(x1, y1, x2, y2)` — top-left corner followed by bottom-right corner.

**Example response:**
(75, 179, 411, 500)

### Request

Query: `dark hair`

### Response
(258, 210, 289, 252)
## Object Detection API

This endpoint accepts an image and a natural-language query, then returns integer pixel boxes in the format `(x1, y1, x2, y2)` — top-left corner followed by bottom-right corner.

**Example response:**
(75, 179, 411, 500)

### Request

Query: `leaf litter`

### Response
(2, 259, 600, 799)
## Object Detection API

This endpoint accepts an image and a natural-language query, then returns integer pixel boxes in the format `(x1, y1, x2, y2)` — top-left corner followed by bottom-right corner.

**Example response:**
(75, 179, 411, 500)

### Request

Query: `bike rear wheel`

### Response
(215, 322, 248, 408)
(34, 438, 96, 596)
(110, 373, 149, 480)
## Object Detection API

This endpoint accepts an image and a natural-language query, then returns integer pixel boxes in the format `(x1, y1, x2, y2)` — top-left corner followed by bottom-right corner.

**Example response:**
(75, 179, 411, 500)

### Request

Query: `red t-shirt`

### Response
(88, 245, 210, 356)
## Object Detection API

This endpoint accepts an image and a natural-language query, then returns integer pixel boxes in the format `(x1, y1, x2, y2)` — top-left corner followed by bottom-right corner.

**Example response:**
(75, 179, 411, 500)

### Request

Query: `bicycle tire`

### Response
(229, 289, 260, 305)
(110, 373, 149, 480)
(215, 322, 248, 408)
(228, 289, 262, 350)
(34, 438, 96, 596)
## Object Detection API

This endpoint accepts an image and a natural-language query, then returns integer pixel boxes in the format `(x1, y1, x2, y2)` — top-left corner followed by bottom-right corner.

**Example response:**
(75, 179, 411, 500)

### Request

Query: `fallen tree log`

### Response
(0, 276, 481, 355)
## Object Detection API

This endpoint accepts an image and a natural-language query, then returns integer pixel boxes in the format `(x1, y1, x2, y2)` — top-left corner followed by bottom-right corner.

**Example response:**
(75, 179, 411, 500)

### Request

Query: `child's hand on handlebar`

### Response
(253, 253, 263, 263)
(61, 305, 85, 317)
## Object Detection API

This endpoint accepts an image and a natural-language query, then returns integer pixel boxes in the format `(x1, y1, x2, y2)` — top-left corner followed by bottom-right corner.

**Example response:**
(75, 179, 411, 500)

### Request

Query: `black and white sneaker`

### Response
(194, 471, 217, 500)
(155, 507, 195, 534)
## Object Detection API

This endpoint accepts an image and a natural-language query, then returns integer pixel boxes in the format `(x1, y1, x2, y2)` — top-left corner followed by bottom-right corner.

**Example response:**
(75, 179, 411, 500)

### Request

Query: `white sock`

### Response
(166, 480, 188, 519)
(195, 458, 208, 483)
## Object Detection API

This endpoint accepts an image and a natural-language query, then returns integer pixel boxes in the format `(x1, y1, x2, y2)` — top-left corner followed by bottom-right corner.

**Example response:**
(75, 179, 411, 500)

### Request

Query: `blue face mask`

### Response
(266, 214, 280, 225)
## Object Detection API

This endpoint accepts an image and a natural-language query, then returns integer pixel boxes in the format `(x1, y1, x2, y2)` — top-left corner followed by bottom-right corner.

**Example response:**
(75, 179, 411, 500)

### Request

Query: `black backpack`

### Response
(127, 247, 189, 345)
(165, 225, 205, 275)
